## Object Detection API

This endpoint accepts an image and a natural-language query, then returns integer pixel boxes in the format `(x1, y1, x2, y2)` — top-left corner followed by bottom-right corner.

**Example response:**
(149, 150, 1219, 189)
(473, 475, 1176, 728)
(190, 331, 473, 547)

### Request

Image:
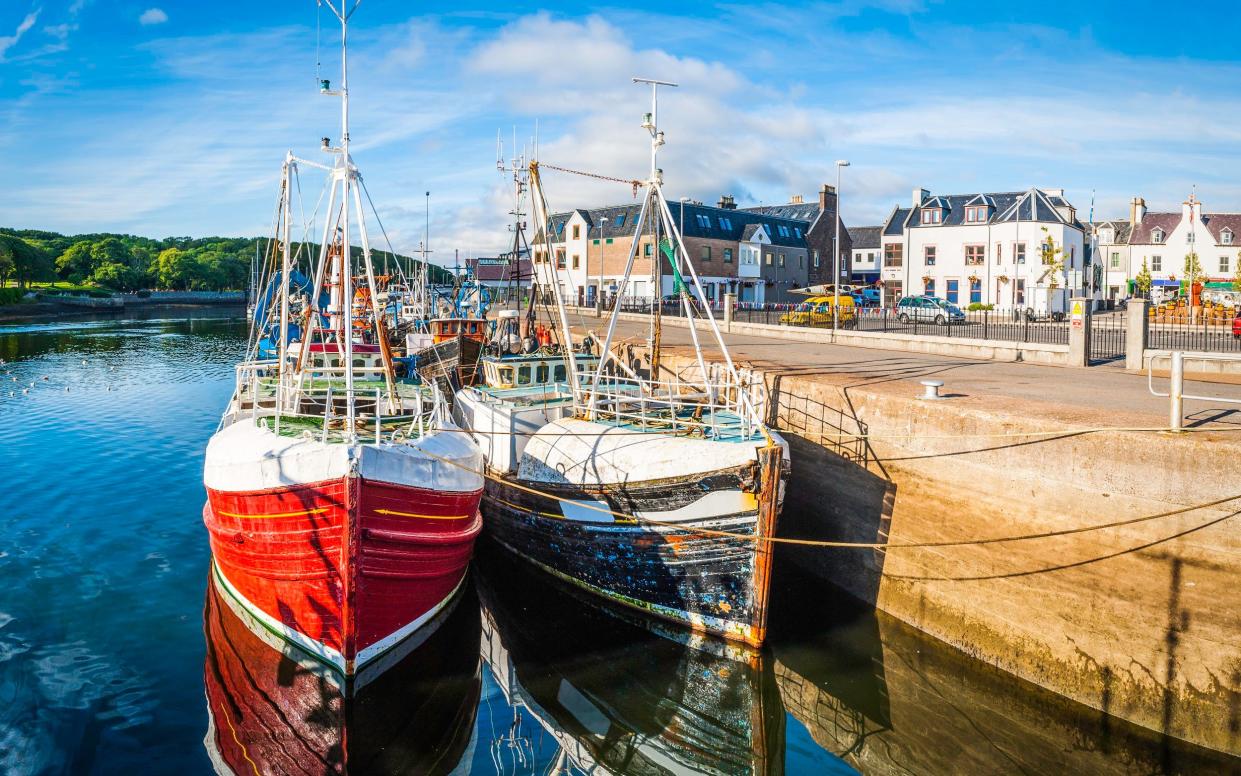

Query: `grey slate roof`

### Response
(741, 202, 820, 222)
(550, 199, 809, 248)
(847, 226, 882, 249)
(883, 207, 911, 236)
(741, 224, 766, 241)
(1129, 213, 1181, 245)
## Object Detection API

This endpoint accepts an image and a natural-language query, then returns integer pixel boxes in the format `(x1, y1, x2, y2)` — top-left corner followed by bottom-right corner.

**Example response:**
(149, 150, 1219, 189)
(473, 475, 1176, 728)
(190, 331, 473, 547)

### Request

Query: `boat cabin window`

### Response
(536, 364, 549, 383)
(517, 365, 532, 385)
(499, 366, 514, 385)
(554, 364, 566, 382)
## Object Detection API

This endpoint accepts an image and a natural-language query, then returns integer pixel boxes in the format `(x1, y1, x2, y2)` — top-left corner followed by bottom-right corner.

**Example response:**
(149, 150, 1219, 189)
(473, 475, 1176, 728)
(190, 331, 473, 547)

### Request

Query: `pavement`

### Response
(569, 316, 1241, 430)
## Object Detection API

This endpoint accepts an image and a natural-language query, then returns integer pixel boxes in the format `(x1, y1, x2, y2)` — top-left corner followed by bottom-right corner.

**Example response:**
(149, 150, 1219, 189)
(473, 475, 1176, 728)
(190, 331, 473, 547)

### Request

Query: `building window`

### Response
(946, 279, 959, 303)
(615, 214, 626, 228)
(572, 254, 579, 269)
(1223, 229, 1234, 245)
(572, 225, 580, 239)
(794, 227, 802, 239)
(965, 206, 987, 223)
(701, 245, 712, 260)
(1110, 251, 1120, 268)
(924, 245, 936, 266)
(723, 248, 733, 263)
(555, 250, 566, 269)
(778, 253, 786, 267)
(995, 243, 1002, 264)
(1221, 255, 1230, 273)
(1015, 279, 1025, 305)
(965, 245, 985, 265)
(1152, 228, 1164, 244)
(605, 238, 614, 245)
(884, 243, 903, 267)
(718, 217, 733, 230)
(1015, 242, 1026, 264)
(813, 250, 820, 268)
(868, 252, 875, 263)
(765, 252, 773, 265)
(643, 243, 652, 256)
(969, 278, 982, 304)
(799, 255, 804, 268)
(924, 278, 935, 296)
(557, 222, 565, 235)
(920, 208, 942, 225)
(1151, 255, 1162, 272)
(1187, 231, 1195, 244)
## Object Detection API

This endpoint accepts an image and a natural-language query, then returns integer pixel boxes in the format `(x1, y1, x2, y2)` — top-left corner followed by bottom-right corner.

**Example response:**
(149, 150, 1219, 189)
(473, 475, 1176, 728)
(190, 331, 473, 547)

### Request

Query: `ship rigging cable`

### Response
(537, 162, 646, 196)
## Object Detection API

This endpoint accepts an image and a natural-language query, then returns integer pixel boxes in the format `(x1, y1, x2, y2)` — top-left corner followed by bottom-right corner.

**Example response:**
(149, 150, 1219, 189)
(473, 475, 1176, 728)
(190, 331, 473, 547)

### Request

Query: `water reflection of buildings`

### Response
(475, 551, 786, 776)
(201, 573, 481, 775)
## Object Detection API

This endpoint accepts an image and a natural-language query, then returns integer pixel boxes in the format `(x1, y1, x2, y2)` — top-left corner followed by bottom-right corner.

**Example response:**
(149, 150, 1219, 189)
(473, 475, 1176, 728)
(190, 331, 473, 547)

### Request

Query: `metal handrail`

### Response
(1147, 350, 1241, 431)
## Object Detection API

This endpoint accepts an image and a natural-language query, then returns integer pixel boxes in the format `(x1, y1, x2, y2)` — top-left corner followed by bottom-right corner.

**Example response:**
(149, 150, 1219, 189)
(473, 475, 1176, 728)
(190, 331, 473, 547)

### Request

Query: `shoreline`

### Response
(0, 299, 246, 323)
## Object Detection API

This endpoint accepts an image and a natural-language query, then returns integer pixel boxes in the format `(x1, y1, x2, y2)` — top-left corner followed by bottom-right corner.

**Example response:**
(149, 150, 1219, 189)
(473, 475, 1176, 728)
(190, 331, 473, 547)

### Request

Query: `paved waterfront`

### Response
(572, 316, 1241, 428)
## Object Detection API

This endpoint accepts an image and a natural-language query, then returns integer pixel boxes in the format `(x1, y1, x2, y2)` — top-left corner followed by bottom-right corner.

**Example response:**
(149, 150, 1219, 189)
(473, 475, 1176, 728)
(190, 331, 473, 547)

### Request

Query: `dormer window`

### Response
(1100, 228, 1113, 244)
(920, 208, 943, 225)
(1151, 228, 1165, 244)
(964, 206, 989, 223)
(1223, 229, 1234, 245)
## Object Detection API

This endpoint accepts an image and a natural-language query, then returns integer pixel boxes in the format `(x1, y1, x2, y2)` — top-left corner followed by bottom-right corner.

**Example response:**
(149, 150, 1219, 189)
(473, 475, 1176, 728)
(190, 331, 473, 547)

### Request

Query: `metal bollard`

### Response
(920, 379, 945, 400)
(1169, 351, 1184, 432)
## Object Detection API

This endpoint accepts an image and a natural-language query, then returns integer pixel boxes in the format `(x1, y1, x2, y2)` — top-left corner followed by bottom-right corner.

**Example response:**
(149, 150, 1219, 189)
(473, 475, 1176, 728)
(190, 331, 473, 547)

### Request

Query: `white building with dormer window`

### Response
(877, 187, 1086, 308)
(1088, 194, 1241, 300)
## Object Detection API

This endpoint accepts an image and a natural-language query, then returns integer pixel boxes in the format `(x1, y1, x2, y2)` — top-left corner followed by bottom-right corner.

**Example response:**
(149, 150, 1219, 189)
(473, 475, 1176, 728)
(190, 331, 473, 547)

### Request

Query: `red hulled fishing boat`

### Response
(202, 1, 483, 676)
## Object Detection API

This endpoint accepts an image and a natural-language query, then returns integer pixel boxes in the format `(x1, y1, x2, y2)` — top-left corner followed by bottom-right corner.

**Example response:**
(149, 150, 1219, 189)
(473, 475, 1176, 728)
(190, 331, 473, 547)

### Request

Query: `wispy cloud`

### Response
(138, 8, 168, 27)
(0, 10, 39, 61)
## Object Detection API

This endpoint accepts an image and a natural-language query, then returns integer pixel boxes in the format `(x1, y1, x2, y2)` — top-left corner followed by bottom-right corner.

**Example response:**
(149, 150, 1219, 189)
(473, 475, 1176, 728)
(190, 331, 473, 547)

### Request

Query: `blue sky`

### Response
(5, 1, 1241, 265)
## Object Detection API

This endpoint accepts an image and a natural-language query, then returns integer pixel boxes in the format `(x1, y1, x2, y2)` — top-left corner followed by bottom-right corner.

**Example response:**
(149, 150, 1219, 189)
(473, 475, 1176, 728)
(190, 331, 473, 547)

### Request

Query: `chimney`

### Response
(717, 194, 737, 210)
(790, 194, 804, 205)
(912, 187, 929, 208)
(819, 184, 837, 213)
(1130, 196, 1146, 225)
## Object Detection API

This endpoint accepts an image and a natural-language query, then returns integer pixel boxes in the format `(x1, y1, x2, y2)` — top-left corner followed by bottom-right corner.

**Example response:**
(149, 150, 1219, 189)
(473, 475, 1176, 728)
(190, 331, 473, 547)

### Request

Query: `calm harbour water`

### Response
(0, 311, 1233, 775)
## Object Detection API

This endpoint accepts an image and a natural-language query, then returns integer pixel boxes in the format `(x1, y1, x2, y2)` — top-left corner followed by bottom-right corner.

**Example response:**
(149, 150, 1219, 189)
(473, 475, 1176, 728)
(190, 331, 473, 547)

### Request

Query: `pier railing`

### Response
(582, 365, 767, 440)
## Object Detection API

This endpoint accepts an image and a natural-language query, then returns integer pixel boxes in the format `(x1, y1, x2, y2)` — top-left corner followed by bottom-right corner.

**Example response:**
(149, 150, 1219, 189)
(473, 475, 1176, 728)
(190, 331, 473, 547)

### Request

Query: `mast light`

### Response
(320, 79, 331, 92)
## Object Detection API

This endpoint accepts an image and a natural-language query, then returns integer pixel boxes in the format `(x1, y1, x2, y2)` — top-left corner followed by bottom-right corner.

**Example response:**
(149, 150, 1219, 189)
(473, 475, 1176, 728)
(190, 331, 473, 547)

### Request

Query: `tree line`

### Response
(0, 228, 451, 293)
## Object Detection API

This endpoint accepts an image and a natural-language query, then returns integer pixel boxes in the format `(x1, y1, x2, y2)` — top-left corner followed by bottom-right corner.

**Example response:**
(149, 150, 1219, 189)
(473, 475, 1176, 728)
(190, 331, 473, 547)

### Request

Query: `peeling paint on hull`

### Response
(481, 450, 786, 647)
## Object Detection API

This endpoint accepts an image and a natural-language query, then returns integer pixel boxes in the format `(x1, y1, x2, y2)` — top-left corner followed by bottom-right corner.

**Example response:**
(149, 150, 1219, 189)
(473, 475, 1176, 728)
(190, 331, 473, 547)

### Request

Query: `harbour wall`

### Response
(655, 351, 1241, 755)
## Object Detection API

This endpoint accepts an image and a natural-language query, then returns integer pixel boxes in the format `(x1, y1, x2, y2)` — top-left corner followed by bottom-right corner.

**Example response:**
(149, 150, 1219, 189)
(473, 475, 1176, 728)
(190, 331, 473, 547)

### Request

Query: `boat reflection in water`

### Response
(202, 569, 481, 775)
(476, 545, 792, 776)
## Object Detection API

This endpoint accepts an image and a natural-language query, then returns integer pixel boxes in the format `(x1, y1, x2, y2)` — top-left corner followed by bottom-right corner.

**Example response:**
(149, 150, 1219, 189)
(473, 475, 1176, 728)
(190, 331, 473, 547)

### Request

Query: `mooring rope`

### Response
(414, 430, 1241, 551)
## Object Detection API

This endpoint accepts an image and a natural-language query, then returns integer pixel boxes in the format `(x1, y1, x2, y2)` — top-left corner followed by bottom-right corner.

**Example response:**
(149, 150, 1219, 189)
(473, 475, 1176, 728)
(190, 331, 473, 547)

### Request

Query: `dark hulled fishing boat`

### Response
(455, 103, 788, 648)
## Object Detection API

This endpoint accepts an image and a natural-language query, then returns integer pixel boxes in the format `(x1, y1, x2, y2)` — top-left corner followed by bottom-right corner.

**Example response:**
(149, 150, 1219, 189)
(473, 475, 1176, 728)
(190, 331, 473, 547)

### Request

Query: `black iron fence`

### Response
(592, 297, 1241, 356)
(1148, 316, 1241, 353)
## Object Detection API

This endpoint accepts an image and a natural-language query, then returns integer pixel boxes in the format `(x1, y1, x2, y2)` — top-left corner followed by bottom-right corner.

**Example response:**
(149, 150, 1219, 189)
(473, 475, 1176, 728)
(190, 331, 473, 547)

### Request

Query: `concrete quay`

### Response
(574, 317, 1241, 755)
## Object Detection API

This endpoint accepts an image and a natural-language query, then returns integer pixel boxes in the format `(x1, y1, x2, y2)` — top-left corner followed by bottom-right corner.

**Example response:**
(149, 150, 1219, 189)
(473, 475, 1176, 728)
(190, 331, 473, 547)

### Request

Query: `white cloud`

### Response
(138, 8, 168, 26)
(0, 10, 39, 61)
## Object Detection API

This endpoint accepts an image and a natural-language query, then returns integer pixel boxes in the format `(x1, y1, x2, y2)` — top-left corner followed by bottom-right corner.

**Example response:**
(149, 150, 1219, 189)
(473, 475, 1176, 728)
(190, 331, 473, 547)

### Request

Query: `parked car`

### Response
(851, 288, 881, 307)
(779, 294, 856, 328)
(896, 295, 966, 325)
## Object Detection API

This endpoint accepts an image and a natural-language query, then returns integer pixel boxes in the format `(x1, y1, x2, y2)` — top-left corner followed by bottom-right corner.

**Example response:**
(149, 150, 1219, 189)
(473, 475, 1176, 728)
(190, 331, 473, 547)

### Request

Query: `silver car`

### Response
(896, 295, 967, 325)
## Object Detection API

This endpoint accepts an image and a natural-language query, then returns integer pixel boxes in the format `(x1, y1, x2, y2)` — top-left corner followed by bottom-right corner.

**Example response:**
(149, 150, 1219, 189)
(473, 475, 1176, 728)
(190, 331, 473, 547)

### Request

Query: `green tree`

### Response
(1135, 258, 1153, 296)
(155, 247, 193, 289)
(1038, 227, 1067, 288)
(0, 234, 52, 289)
(1183, 252, 1205, 285)
(90, 261, 137, 291)
(56, 240, 95, 279)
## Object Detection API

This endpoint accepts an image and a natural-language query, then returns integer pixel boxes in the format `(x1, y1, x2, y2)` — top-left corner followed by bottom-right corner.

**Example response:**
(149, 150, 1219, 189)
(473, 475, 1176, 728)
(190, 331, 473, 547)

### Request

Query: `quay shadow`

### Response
(766, 378, 897, 608)
(767, 564, 1237, 775)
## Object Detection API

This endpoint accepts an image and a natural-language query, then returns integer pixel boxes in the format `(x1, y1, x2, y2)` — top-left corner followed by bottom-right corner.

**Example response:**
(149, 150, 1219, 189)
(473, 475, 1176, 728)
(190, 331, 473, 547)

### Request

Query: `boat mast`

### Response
(638, 79, 672, 377)
(279, 156, 292, 381)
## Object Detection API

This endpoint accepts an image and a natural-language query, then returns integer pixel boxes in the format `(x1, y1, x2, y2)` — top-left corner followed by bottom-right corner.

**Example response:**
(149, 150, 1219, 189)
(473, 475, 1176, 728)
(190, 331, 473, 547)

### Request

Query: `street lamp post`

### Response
(595, 215, 606, 316)
(833, 160, 850, 334)
(680, 197, 689, 318)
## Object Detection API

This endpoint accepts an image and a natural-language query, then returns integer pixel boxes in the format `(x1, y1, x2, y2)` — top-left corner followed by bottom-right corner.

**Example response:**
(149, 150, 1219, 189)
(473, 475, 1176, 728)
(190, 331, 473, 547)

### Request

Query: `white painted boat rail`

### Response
(229, 358, 442, 443)
(583, 367, 766, 439)
(1147, 351, 1241, 432)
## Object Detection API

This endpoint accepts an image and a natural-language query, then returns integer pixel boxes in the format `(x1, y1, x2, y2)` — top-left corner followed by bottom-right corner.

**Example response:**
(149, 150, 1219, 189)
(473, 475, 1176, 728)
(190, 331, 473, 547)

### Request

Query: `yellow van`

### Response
(779, 294, 856, 328)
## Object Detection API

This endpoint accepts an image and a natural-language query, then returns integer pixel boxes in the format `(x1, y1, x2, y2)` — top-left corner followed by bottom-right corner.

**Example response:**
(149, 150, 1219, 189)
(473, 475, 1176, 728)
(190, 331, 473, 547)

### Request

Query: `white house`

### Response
(848, 225, 881, 284)
(1123, 194, 1240, 301)
(879, 187, 1086, 308)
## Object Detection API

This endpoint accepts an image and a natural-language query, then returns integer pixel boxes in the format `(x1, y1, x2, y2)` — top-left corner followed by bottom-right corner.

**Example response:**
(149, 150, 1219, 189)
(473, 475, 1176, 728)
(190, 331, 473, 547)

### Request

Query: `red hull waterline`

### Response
(204, 475, 482, 674)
